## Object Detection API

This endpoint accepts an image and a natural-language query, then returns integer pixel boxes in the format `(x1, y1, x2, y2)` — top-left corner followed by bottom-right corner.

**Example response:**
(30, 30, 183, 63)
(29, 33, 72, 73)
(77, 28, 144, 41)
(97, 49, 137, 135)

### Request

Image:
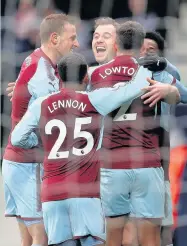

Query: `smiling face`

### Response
(140, 38, 159, 56)
(92, 24, 117, 64)
(54, 23, 79, 56)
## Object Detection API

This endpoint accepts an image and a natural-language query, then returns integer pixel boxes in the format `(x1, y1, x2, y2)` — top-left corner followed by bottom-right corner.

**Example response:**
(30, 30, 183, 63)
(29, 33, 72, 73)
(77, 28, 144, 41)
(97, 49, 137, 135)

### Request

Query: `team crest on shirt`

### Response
(25, 56, 32, 67)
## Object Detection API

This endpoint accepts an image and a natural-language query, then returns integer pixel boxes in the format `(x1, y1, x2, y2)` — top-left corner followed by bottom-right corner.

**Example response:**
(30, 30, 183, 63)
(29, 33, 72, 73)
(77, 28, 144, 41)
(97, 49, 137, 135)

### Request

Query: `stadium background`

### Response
(1, 0, 187, 245)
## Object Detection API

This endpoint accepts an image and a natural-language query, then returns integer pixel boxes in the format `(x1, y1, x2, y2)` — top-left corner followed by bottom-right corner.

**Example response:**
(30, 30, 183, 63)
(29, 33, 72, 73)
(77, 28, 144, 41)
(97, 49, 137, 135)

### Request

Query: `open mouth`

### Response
(96, 46, 106, 53)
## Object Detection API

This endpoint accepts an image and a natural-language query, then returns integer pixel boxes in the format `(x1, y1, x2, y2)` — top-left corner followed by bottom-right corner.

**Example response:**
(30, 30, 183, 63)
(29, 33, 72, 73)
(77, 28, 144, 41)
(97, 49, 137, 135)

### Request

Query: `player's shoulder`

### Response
(23, 48, 41, 67)
(18, 49, 41, 79)
(22, 48, 52, 71)
(88, 65, 99, 78)
(63, 89, 92, 105)
(89, 60, 115, 75)
(43, 91, 61, 102)
(137, 65, 152, 77)
(14, 50, 40, 86)
(19, 48, 57, 86)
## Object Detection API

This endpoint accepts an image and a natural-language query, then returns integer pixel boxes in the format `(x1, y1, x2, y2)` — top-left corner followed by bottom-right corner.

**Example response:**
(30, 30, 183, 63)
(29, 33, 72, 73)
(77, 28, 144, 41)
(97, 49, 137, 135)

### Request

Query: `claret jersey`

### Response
(90, 55, 176, 169)
(4, 48, 62, 163)
(11, 72, 150, 201)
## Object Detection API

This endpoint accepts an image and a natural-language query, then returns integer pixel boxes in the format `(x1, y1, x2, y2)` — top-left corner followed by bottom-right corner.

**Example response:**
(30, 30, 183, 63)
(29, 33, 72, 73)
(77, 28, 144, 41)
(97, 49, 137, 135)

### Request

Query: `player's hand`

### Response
(138, 54, 167, 72)
(141, 78, 172, 107)
(6, 82, 16, 101)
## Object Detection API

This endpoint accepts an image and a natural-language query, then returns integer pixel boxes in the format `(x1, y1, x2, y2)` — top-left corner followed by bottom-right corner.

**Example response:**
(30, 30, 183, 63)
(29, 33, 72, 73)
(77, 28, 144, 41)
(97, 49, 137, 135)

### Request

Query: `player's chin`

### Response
(96, 56, 107, 64)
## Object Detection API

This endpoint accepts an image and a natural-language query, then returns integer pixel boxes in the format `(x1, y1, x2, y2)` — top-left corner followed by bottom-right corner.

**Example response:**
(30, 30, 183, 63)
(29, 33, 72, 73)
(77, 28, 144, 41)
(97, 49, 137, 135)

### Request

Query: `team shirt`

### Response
(11, 71, 151, 202)
(4, 48, 61, 163)
(89, 55, 176, 169)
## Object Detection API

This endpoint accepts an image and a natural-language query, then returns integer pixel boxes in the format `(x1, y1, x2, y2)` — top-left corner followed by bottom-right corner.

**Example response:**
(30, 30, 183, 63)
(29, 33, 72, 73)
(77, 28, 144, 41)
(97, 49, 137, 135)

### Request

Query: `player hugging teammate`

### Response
(3, 13, 187, 246)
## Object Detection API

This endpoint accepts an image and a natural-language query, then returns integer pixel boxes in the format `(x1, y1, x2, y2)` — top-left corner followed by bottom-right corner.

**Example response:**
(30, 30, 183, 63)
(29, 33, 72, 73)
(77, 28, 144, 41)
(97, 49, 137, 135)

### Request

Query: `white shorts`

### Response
(42, 198, 106, 245)
(100, 167, 165, 219)
(2, 159, 43, 220)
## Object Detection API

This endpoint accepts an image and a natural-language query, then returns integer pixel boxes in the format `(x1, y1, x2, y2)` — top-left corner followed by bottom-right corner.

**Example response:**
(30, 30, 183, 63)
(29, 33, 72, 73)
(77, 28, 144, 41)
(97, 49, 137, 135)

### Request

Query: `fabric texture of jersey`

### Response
(39, 89, 103, 202)
(90, 55, 176, 170)
(4, 48, 61, 163)
(11, 72, 151, 203)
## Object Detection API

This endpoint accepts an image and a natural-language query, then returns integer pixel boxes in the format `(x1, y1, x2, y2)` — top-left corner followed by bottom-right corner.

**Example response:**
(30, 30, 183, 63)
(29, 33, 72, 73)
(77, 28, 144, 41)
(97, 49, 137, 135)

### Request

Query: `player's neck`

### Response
(40, 45, 59, 66)
(116, 50, 137, 58)
(65, 82, 84, 91)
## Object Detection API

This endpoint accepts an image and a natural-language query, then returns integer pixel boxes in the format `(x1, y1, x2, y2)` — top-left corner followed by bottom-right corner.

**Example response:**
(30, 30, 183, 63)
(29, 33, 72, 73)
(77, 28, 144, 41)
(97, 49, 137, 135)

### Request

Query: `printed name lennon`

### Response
(48, 99, 87, 113)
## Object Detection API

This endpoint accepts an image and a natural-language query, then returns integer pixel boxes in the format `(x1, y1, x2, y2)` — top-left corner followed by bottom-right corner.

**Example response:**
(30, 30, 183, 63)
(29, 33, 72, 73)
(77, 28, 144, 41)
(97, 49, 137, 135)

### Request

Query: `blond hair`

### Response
(94, 17, 119, 30)
(40, 14, 75, 43)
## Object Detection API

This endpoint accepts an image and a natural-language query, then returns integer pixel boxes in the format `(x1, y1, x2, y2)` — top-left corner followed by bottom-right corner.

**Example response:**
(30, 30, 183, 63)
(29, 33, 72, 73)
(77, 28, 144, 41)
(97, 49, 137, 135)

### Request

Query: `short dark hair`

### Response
(57, 52, 88, 84)
(116, 21, 145, 50)
(145, 31, 165, 53)
(94, 17, 119, 30)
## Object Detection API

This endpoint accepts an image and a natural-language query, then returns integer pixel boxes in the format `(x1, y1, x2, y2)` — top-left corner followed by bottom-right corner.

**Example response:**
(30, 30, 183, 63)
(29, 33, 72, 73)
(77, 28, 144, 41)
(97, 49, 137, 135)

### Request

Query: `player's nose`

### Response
(97, 36, 104, 42)
(74, 39, 80, 48)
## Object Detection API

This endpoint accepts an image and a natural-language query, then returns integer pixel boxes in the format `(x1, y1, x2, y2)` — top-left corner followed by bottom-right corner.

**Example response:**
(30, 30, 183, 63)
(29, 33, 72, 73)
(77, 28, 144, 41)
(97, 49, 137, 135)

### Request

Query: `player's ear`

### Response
(82, 73, 89, 85)
(114, 43, 118, 52)
(51, 32, 59, 46)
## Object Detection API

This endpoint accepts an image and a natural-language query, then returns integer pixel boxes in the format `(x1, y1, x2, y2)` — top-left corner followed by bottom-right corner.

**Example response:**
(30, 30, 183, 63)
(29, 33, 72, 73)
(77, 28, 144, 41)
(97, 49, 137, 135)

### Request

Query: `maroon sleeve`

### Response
(11, 61, 37, 124)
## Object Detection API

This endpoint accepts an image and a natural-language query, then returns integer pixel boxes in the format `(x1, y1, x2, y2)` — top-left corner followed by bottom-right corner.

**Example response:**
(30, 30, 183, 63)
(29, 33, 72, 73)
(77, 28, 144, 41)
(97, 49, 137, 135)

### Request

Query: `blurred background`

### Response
(1, 0, 187, 245)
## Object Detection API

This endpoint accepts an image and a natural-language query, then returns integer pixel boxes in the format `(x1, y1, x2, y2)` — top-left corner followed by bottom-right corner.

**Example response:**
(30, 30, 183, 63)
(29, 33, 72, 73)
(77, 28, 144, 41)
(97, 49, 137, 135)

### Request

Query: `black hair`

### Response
(145, 31, 165, 53)
(116, 21, 145, 50)
(57, 52, 88, 84)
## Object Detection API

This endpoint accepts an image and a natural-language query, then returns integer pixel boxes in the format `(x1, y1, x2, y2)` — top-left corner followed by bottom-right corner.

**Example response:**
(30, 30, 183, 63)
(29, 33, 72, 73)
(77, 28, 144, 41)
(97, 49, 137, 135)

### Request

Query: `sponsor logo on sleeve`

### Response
(25, 56, 32, 67)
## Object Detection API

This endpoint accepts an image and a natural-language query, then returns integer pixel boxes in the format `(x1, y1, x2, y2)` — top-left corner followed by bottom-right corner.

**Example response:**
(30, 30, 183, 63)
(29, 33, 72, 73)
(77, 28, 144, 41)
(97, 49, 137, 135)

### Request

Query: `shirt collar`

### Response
(39, 48, 56, 69)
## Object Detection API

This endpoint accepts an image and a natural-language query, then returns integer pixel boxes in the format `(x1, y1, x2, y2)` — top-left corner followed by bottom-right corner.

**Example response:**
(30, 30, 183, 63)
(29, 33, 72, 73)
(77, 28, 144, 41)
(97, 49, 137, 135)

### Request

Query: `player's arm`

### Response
(154, 71, 187, 103)
(6, 82, 16, 101)
(174, 80, 187, 103)
(141, 71, 181, 106)
(165, 59, 181, 81)
(88, 78, 150, 116)
(138, 55, 181, 80)
(11, 97, 43, 148)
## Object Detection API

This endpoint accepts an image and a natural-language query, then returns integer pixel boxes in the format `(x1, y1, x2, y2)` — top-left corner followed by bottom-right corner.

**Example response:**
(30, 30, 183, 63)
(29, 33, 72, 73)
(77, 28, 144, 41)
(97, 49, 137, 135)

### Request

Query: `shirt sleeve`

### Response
(11, 97, 44, 148)
(88, 70, 150, 116)
(175, 81, 187, 103)
(165, 59, 181, 81)
(153, 71, 187, 103)
(153, 70, 176, 85)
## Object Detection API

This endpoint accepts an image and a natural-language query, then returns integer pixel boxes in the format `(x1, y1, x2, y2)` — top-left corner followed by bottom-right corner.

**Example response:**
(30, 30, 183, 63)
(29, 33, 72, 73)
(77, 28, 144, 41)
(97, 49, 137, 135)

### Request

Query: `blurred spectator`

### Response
(14, 0, 58, 73)
(128, 0, 159, 31)
(14, 0, 38, 74)
(15, 0, 38, 53)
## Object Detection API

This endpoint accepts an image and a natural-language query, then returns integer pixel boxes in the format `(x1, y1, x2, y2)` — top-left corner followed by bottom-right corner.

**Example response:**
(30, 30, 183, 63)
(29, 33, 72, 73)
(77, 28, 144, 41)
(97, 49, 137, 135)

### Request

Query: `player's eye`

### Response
(70, 35, 76, 41)
(103, 33, 112, 39)
(148, 47, 155, 52)
(93, 34, 99, 40)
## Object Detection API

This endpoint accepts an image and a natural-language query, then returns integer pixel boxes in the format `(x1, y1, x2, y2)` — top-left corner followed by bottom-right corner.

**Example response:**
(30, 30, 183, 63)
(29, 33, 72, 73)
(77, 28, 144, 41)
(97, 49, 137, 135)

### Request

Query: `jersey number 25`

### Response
(45, 117, 94, 159)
